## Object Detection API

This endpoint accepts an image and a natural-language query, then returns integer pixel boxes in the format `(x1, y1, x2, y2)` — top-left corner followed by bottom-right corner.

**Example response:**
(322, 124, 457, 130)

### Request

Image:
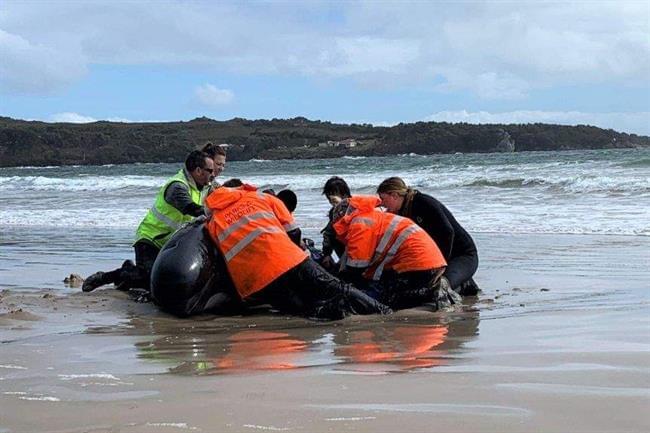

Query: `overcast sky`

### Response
(1, 0, 648, 134)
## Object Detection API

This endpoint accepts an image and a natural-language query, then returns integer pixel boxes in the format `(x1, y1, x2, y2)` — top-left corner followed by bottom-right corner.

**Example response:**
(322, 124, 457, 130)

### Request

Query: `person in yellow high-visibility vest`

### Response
(82, 150, 215, 293)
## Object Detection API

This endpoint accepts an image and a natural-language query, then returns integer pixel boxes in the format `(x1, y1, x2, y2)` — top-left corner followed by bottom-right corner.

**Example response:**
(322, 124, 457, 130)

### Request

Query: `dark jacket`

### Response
(321, 207, 345, 258)
(401, 191, 477, 260)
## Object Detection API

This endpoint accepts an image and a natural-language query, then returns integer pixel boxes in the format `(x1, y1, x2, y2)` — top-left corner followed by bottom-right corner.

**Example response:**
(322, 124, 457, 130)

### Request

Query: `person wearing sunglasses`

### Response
(82, 150, 215, 293)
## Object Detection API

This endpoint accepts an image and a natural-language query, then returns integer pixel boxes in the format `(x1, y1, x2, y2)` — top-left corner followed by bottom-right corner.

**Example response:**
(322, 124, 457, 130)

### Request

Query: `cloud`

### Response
(193, 84, 234, 107)
(0, 29, 86, 94)
(314, 37, 420, 76)
(0, 1, 648, 99)
(49, 112, 98, 123)
(434, 70, 530, 100)
(47, 113, 152, 123)
(425, 110, 650, 136)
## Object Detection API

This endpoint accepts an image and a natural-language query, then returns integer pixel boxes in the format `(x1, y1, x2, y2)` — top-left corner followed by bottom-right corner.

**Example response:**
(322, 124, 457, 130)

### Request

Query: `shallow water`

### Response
(1, 231, 649, 432)
(1, 151, 650, 432)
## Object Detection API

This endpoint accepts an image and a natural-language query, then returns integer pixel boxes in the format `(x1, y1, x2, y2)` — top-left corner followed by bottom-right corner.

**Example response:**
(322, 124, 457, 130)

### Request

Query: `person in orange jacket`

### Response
(204, 182, 392, 320)
(332, 195, 461, 310)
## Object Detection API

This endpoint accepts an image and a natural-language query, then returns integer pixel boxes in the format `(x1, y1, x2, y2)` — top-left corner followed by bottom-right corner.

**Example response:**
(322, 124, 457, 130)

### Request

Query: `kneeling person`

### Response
(82, 150, 215, 293)
(204, 183, 391, 320)
(333, 196, 460, 310)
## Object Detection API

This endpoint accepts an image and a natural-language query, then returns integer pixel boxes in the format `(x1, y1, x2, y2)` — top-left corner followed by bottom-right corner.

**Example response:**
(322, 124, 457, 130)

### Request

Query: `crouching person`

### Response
(332, 196, 461, 311)
(83, 150, 215, 293)
(204, 183, 392, 320)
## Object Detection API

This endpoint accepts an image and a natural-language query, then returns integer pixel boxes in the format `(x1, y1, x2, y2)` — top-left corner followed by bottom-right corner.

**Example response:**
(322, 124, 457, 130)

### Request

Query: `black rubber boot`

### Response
(82, 271, 114, 292)
(115, 260, 150, 291)
(455, 277, 480, 296)
(114, 260, 137, 291)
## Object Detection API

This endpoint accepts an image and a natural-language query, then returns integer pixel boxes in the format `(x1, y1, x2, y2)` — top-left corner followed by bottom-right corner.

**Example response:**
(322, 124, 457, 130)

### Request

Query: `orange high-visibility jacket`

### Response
(205, 184, 308, 298)
(333, 195, 446, 280)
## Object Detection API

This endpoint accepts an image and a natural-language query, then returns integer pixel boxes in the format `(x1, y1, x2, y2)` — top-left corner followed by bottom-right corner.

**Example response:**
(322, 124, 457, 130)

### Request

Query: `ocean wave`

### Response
(2, 219, 646, 236)
(461, 175, 650, 193)
(2, 170, 648, 195)
(1, 204, 648, 237)
(466, 178, 549, 188)
(342, 156, 366, 160)
(616, 157, 650, 168)
(12, 165, 63, 170)
(0, 175, 165, 191)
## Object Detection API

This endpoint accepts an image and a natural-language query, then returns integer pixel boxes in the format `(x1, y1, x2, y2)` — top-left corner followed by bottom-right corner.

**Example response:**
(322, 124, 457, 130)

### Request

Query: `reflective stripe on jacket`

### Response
(205, 184, 308, 298)
(334, 195, 446, 280)
(135, 169, 202, 249)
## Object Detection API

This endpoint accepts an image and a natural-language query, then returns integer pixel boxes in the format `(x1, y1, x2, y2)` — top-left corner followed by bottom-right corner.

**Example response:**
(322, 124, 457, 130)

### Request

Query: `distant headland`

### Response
(1, 116, 648, 167)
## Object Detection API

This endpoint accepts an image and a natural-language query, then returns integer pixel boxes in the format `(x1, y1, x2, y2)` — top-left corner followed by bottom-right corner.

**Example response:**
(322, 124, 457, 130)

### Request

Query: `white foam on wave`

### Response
(0, 175, 165, 192)
(58, 373, 121, 380)
(3, 158, 648, 196)
(1, 193, 648, 236)
(0, 208, 145, 228)
(145, 423, 198, 430)
(2, 151, 648, 236)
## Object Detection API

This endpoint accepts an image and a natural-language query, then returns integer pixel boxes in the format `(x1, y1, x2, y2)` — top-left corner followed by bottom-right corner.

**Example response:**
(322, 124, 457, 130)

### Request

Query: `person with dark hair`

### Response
(200, 142, 227, 178)
(331, 196, 460, 311)
(204, 183, 392, 320)
(222, 178, 244, 188)
(200, 142, 227, 202)
(276, 189, 297, 213)
(320, 176, 352, 270)
(259, 188, 297, 214)
(377, 177, 479, 296)
(82, 150, 215, 293)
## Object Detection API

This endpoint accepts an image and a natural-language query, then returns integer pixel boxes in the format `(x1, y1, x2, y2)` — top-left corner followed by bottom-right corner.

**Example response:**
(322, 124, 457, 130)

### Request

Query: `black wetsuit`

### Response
(401, 191, 479, 295)
(321, 207, 346, 258)
(319, 207, 346, 274)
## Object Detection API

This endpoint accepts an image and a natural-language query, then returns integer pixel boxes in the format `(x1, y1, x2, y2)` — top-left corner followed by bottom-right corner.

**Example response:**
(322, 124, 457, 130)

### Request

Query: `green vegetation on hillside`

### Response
(0, 116, 647, 167)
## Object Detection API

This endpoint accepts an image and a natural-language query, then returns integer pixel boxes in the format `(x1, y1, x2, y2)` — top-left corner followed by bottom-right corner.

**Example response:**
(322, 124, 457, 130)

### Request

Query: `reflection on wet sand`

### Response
(127, 310, 480, 375)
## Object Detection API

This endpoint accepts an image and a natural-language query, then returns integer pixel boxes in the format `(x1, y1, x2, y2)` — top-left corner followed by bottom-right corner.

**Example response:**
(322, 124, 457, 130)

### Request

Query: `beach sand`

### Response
(1, 233, 649, 433)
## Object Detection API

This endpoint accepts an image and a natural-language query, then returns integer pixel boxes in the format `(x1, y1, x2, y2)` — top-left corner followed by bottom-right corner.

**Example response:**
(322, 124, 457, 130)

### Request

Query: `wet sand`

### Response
(1, 233, 649, 432)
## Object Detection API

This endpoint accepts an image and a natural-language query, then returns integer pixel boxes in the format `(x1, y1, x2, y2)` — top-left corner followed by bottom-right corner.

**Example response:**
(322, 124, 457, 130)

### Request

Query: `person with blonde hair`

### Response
(377, 177, 479, 296)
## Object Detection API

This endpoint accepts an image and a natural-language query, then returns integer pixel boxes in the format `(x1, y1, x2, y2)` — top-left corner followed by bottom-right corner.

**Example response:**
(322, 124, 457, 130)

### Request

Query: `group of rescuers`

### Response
(83, 143, 480, 320)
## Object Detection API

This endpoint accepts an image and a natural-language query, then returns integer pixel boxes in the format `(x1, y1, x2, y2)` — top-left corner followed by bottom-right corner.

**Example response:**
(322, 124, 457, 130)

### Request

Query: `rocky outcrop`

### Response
(495, 129, 515, 152)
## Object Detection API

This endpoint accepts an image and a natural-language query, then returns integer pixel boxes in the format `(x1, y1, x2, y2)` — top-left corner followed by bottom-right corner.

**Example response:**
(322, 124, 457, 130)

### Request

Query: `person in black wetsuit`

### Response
(82, 150, 215, 293)
(377, 177, 480, 296)
(319, 176, 352, 272)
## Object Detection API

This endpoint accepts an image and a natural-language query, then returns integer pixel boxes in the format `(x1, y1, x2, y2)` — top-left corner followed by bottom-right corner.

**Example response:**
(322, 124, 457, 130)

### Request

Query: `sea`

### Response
(1, 147, 649, 292)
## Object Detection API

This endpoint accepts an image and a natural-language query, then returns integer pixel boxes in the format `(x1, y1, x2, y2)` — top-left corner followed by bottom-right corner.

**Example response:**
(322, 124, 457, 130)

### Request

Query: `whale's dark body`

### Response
(150, 220, 237, 317)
